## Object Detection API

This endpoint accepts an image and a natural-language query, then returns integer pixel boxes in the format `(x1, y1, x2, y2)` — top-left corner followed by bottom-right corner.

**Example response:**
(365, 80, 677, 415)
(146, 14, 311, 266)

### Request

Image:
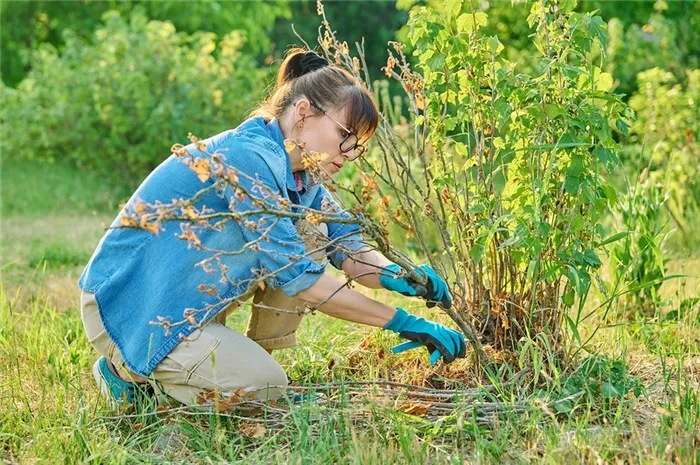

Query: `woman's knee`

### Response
(244, 359, 288, 399)
(199, 325, 289, 399)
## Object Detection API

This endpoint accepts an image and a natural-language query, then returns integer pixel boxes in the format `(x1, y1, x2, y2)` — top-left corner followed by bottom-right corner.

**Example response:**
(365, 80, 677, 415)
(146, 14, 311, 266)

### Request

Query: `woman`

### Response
(80, 48, 466, 408)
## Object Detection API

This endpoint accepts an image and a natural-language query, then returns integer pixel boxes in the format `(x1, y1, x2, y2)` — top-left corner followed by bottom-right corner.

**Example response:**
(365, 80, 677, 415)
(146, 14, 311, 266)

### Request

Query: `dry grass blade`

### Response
(287, 368, 530, 397)
(90, 373, 577, 430)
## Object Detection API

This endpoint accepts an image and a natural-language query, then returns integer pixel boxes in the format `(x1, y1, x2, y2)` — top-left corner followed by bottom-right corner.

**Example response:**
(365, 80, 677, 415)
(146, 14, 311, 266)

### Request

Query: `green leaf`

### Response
(587, 15, 608, 49)
(567, 266, 591, 295)
(579, 67, 614, 92)
(545, 104, 566, 119)
(444, 116, 459, 131)
(564, 176, 582, 194)
(578, 66, 613, 91)
(563, 288, 576, 307)
(600, 184, 618, 204)
(454, 142, 467, 156)
(567, 153, 585, 177)
(602, 381, 621, 398)
(554, 400, 573, 413)
(583, 249, 601, 267)
(443, 0, 463, 19)
(488, 35, 504, 55)
(470, 243, 486, 264)
(564, 313, 581, 346)
(526, 260, 538, 283)
(594, 231, 630, 247)
(616, 119, 630, 137)
(622, 275, 689, 296)
(595, 71, 613, 92)
(456, 12, 487, 34)
(537, 221, 551, 237)
(527, 2, 543, 28)
(426, 53, 446, 71)
(560, 0, 577, 13)
(593, 145, 616, 169)
(494, 100, 511, 131)
(541, 262, 563, 282)
(589, 91, 618, 102)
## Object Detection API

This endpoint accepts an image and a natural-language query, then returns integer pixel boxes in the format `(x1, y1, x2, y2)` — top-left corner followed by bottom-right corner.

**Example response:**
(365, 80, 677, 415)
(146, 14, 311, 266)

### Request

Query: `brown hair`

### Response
(250, 48, 379, 141)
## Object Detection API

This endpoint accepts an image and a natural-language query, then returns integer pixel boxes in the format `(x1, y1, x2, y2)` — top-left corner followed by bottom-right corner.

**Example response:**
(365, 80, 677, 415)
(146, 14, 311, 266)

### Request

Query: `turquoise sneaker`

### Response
(286, 391, 326, 404)
(92, 356, 138, 408)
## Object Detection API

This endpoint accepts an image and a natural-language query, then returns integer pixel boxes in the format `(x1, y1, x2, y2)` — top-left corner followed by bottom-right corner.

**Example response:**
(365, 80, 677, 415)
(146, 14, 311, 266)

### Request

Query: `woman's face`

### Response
(293, 99, 357, 177)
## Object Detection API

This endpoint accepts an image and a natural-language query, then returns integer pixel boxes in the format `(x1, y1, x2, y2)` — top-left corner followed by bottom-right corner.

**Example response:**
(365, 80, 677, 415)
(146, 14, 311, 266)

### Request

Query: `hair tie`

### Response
(299, 51, 329, 75)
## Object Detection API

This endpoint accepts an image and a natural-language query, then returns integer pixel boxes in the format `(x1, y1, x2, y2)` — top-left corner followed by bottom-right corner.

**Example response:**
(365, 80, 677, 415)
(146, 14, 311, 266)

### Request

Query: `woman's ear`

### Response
(294, 97, 311, 126)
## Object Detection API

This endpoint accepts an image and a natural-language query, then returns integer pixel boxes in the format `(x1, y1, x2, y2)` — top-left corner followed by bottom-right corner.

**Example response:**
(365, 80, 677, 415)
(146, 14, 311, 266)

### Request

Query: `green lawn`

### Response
(1, 159, 699, 464)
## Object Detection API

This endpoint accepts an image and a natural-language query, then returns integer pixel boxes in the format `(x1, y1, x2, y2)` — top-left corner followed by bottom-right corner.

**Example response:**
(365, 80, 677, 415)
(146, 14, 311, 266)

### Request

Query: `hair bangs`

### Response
(343, 87, 380, 142)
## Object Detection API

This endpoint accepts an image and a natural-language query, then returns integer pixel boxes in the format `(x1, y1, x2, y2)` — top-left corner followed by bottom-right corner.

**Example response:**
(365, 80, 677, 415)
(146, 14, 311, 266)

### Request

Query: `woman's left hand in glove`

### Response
(383, 307, 465, 365)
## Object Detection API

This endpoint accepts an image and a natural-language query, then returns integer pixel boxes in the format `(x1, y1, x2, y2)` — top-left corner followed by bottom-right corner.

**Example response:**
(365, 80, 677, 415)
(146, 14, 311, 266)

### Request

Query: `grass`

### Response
(1, 159, 699, 464)
(1, 157, 132, 218)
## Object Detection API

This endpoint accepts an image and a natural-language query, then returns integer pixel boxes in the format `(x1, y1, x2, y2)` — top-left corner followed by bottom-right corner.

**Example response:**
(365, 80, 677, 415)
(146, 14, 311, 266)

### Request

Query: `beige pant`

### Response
(81, 221, 328, 406)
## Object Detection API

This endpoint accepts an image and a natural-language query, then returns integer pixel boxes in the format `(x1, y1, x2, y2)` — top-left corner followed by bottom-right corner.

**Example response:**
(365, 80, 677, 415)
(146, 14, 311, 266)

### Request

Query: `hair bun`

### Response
(299, 51, 329, 75)
(277, 49, 331, 87)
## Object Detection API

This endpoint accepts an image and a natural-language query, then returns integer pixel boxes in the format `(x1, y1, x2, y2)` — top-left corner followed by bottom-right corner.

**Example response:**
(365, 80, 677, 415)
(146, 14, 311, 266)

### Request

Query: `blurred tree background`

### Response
(1, 0, 697, 256)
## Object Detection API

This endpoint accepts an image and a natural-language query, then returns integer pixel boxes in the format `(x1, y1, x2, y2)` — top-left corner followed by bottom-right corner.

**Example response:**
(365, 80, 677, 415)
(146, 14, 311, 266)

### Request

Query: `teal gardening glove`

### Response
(379, 263, 452, 309)
(384, 308, 466, 366)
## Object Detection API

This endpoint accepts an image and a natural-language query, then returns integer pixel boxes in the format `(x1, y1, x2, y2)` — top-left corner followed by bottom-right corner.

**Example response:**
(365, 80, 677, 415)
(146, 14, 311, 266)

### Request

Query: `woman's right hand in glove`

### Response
(379, 264, 452, 309)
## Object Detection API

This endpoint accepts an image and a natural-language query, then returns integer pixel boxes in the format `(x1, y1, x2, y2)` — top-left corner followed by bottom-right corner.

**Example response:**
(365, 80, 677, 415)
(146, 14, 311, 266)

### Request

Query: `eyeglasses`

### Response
(308, 101, 366, 161)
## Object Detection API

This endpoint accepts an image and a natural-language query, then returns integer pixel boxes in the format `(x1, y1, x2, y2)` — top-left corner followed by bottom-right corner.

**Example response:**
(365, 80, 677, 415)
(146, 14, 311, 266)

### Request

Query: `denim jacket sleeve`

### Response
(310, 185, 368, 269)
(223, 144, 327, 297)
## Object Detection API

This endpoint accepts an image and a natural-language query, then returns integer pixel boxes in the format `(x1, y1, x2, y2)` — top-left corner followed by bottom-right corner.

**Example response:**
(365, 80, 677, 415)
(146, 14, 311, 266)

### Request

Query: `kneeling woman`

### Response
(79, 49, 466, 407)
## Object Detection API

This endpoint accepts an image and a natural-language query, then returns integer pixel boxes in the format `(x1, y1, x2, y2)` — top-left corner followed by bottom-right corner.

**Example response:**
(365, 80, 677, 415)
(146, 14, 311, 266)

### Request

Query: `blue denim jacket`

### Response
(79, 117, 365, 376)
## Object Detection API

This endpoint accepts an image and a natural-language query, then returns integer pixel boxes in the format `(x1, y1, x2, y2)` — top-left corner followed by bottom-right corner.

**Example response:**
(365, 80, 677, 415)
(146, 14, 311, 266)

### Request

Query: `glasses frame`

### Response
(308, 100, 366, 161)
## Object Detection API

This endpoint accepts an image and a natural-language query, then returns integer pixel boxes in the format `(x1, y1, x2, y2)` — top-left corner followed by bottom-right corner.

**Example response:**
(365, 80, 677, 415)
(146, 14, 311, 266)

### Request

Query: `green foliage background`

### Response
(2, 8, 269, 180)
(1, 0, 698, 256)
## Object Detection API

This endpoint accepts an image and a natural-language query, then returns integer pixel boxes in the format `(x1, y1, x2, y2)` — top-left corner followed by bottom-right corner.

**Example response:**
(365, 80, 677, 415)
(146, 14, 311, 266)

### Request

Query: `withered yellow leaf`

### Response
(192, 158, 210, 183)
(415, 92, 425, 110)
(239, 422, 267, 439)
(181, 230, 201, 247)
(501, 315, 510, 330)
(359, 335, 373, 349)
(283, 139, 296, 153)
(143, 222, 161, 235)
(401, 402, 430, 417)
(182, 205, 197, 220)
(233, 387, 247, 401)
(133, 201, 147, 215)
(120, 215, 136, 228)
